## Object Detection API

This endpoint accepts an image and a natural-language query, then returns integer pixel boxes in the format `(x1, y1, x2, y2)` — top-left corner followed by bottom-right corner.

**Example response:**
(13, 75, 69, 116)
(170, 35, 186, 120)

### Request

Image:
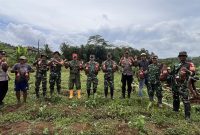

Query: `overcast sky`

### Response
(0, 0, 200, 58)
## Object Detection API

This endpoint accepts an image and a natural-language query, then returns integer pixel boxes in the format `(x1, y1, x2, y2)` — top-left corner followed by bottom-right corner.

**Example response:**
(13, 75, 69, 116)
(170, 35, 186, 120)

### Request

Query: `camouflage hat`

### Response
(53, 51, 61, 56)
(40, 54, 48, 58)
(152, 55, 158, 59)
(107, 52, 112, 57)
(19, 56, 27, 60)
(178, 51, 187, 57)
(125, 50, 129, 54)
(141, 53, 147, 56)
(90, 55, 95, 59)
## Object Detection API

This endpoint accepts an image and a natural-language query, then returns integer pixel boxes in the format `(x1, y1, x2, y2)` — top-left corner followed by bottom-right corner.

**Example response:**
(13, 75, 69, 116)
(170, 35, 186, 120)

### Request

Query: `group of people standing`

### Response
(0, 49, 196, 120)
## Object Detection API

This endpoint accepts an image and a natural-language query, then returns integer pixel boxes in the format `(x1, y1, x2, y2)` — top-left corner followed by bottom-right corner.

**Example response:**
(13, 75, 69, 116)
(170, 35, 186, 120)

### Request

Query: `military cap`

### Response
(178, 51, 187, 57)
(152, 55, 158, 59)
(53, 51, 61, 56)
(19, 56, 27, 60)
(40, 54, 48, 58)
(125, 50, 129, 54)
(107, 52, 112, 57)
(90, 55, 95, 58)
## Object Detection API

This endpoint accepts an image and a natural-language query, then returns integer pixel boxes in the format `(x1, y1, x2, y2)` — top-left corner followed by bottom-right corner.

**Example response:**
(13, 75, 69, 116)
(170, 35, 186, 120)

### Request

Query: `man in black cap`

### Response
(48, 51, 64, 96)
(33, 54, 49, 98)
(0, 51, 9, 108)
(171, 51, 193, 120)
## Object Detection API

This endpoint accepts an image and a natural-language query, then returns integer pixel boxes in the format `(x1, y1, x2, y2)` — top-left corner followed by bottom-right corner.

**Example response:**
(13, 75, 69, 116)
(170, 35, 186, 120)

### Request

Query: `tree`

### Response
(16, 46, 28, 60)
(41, 44, 53, 58)
(87, 35, 109, 46)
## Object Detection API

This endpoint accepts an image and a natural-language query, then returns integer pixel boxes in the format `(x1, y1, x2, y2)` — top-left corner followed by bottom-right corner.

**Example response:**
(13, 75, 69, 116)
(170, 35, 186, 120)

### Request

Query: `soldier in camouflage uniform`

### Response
(147, 55, 163, 108)
(48, 51, 64, 96)
(171, 51, 193, 120)
(102, 53, 117, 99)
(84, 55, 100, 98)
(33, 54, 49, 98)
(65, 53, 83, 99)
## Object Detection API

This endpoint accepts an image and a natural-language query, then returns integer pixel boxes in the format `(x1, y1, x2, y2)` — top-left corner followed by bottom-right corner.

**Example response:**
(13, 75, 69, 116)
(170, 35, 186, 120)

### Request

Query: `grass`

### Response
(0, 68, 200, 135)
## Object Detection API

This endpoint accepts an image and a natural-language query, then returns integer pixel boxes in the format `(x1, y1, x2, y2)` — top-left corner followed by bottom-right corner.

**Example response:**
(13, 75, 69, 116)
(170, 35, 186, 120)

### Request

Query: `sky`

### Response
(0, 0, 200, 58)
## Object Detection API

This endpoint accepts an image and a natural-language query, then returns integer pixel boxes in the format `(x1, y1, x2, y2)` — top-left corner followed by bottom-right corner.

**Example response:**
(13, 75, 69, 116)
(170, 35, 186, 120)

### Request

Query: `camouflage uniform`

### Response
(102, 58, 117, 99)
(65, 53, 83, 99)
(85, 59, 99, 97)
(148, 61, 163, 104)
(34, 57, 49, 98)
(172, 51, 192, 119)
(49, 58, 62, 95)
(67, 60, 82, 90)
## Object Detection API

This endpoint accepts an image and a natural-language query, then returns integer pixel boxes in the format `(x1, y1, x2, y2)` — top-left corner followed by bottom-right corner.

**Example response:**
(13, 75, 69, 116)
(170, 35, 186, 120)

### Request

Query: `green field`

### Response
(0, 68, 200, 135)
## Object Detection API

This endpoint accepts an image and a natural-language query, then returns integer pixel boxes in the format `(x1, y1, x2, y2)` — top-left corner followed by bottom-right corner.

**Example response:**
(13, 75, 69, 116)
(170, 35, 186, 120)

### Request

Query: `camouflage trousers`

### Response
(173, 82, 191, 118)
(104, 74, 114, 98)
(49, 72, 61, 95)
(35, 72, 47, 97)
(148, 82, 163, 104)
(69, 74, 81, 90)
(86, 75, 98, 97)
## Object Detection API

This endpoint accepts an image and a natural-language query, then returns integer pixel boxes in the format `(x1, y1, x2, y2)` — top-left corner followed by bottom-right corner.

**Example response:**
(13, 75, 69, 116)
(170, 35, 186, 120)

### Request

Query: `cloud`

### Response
(92, 18, 200, 58)
(0, 23, 46, 46)
(1, 18, 200, 58)
(0, 0, 200, 58)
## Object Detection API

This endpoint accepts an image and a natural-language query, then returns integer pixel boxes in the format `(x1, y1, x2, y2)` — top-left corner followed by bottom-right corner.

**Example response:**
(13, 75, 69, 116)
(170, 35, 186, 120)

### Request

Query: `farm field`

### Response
(0, 69, 200, 135)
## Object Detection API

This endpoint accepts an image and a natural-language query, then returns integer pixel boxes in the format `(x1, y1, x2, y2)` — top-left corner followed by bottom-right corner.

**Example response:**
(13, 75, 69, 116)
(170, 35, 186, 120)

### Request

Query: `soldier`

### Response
(0, 51, 9, 108)
(65, 53, 83, 99)
(147, 55, 163, 108)
(84, 55, 100, 98)
(171, 51, 193, 120)
(11, 56, 34, 104)
(137, 53, 150, 97)
(119, 50, 135, 98)
(33, 54, 49, 98)
(48, 51, 64, 96)
(102, 53, 117, 99)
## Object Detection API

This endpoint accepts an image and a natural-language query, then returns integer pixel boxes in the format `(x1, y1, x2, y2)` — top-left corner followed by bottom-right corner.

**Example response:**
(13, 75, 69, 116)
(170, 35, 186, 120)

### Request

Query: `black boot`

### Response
(173, 93, 180, 112)
(87, 89, 91, 98)
(104, 88, 108, 98)
(50, 89, 54, 97)
(184, 103, 191, 121)
(35, 89, 40, 98)
(110, 87, 114, 99)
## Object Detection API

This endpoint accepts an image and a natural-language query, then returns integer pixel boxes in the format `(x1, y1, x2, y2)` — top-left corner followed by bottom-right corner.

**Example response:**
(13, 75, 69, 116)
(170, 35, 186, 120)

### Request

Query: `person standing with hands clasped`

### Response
(11, 56, 34, 104)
